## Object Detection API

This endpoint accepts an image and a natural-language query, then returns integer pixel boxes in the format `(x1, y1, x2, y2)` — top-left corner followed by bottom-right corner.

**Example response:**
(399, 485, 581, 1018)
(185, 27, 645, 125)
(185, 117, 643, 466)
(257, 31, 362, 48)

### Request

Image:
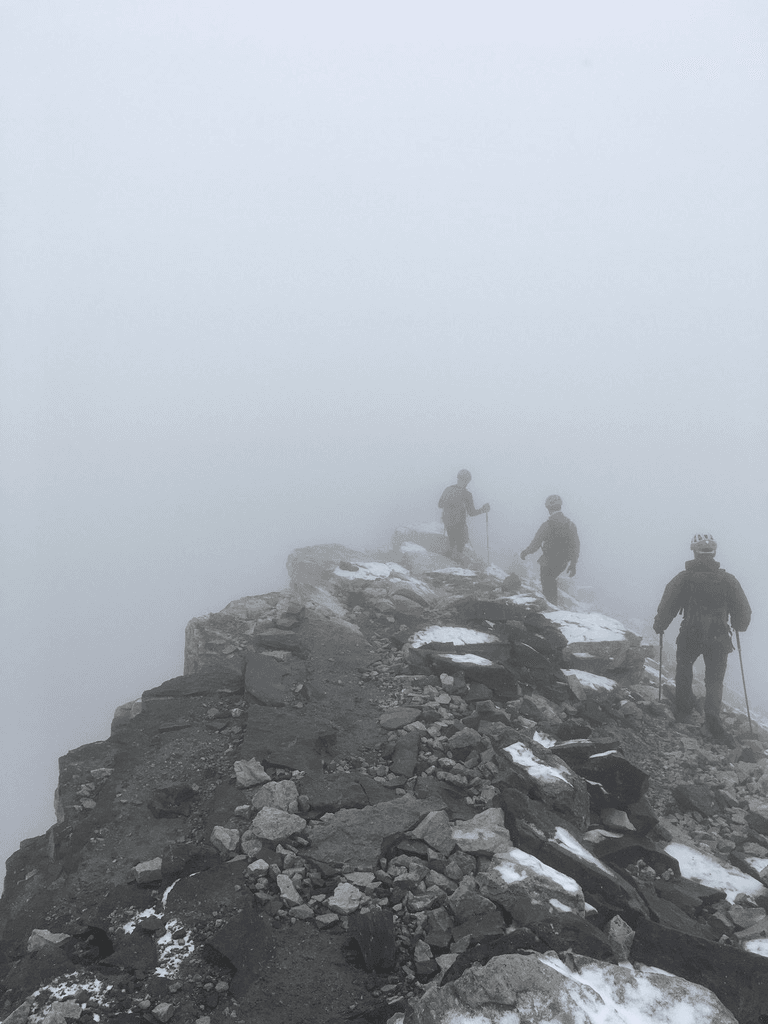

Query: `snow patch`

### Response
(744, 937, 768, 957)
(665, 842, 767, 903)
(504, 742, 574, 789)
(553, 827, 618, 879)
(438, 652, 495, 666)
(589, 749, 619, 760)
(543, 610, 629, 644)
(494, 847, 582, 896)
(568, 670, 617, 692)
(411, 626, 499, 648)
(533, 731, 557, 749)
(333, 561, 406, 581)
(155, 917, 196, 977)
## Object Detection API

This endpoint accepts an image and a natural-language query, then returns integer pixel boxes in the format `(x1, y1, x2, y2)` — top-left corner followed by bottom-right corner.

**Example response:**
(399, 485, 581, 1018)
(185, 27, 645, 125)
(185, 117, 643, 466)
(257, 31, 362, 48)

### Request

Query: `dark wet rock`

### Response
(301, 770, 369, 813)
(530, 913, 617, 962)
(631, 917, 767, 1024)
(673, 783, 723, 818)
(593, 835, 681, 878)
(204, 906, 275, 998)
(451, 909, 506, 943)
(161, 843, 219, 881)
(348, 908, 398, 972)
(570, 751, 650, 809)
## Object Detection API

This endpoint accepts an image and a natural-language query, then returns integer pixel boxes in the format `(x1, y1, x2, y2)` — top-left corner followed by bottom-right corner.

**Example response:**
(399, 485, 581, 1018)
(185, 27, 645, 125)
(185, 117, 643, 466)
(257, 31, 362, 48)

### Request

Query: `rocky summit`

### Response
(1, 532, 766, 1024)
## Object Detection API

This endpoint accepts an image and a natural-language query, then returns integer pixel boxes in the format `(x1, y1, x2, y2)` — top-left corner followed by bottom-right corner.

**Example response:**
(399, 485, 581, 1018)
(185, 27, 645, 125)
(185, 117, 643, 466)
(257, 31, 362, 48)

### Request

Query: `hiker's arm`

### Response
(465, 492, 489, 517)
(567, 524, 580, 574)
(521, 523, 546, 558)
(653, 574, 684, 634)
(729, 577, 752, 632)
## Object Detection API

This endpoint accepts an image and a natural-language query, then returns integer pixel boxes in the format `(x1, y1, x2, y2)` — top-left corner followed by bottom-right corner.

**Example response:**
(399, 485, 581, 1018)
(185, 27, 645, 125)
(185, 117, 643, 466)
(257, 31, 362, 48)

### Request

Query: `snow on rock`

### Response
(409, 950, 737, 1024)
(566, 670, 617, 693)
(451, 808, 512, 856)
(553, 826, 620, 881)
(428, 652, 494, 667)
(504, 742, 574, 789)
(477, 847, 585, 916)
(543, 611, 630, 645)
(332, 561, 405, 582)
(544, 610, 643, 679)
(410, 626, 499, 649)
(425, 566, 478, 578)
(665, 842, 767, 903)
(504, 743, 589, 826)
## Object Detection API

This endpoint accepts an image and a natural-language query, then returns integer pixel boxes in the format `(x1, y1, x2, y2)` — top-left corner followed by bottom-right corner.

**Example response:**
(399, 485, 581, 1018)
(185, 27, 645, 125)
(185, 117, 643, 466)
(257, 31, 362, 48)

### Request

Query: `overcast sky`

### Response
(1, 1, 765, 879)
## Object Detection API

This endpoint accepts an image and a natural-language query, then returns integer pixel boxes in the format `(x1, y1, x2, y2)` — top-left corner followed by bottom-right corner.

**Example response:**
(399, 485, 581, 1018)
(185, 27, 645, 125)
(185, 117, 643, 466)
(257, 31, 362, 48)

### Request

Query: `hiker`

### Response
(653, 533, 751, 747)
(438, 470, 490, 561)
(520, 494, 580, 604)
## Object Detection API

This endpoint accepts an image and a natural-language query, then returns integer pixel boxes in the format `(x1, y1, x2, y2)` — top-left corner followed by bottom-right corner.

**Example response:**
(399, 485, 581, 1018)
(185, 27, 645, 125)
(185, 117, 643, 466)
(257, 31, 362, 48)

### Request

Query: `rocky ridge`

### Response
(0, 532, 766, 1024)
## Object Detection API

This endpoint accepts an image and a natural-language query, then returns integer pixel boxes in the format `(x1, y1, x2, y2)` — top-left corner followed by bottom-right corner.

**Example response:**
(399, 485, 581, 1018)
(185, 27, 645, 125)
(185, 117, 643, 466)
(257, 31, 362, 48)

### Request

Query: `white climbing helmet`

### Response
(690, 533, 717, 555)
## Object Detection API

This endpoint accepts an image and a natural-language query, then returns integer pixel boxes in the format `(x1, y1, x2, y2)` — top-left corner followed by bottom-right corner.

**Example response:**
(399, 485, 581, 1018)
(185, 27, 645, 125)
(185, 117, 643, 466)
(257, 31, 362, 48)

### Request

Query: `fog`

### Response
(1, 2, 765, 879)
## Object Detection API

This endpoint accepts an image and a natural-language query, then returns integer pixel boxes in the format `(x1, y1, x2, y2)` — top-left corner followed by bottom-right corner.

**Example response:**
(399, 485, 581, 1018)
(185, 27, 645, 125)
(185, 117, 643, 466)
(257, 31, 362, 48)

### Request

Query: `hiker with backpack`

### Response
(438, 469, 490, 562)
(653, 533, 751, 747)
(520, 494, 580, 604)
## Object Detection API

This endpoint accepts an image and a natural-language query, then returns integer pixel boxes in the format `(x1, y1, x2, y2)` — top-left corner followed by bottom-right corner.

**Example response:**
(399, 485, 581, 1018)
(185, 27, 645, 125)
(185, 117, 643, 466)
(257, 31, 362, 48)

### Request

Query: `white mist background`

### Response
(1, 1, 765, 880)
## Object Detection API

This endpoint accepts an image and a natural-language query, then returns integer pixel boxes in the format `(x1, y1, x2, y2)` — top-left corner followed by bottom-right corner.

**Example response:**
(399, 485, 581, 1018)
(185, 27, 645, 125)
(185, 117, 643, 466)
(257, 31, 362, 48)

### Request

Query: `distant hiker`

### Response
(520, 494, 580, 604)
(438, 470, 490, 562)
(653, 533, 751, 747)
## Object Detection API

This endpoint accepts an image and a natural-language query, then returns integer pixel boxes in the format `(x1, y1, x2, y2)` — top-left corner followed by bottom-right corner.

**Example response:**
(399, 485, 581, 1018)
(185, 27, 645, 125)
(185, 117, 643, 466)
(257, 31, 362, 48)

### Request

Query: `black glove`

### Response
(481, 503, 490, 514)
(567, 563, 576, 577)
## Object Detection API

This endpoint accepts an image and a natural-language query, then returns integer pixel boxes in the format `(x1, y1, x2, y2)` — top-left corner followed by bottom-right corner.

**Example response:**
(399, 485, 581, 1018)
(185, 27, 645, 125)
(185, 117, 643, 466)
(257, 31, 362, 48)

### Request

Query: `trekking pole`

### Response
(734, 631, 753, 735)
(485, 511, 490, 566)
(658, 632, 663, 702)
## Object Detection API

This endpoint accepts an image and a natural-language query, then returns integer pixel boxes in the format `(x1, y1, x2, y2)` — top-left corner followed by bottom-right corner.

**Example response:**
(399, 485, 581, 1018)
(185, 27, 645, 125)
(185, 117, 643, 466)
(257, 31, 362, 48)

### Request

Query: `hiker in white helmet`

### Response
(653, 534, 751, 747)
(520, 494, 580, 605)
(438, 469, 490, 562)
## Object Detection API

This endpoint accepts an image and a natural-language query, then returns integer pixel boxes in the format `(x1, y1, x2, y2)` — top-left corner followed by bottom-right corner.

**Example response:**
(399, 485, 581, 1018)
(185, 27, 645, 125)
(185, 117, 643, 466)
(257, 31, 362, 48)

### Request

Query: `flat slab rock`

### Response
(379, 707, 422, 729)
(307, 795, 437, 872)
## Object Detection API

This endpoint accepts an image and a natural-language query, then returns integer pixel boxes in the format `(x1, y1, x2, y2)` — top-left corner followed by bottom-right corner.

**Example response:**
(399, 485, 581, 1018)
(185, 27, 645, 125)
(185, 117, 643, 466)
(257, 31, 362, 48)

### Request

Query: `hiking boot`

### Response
(674, 707, 694, 724)
(705, 715, 736, 749)
(674, 699, 696, 723)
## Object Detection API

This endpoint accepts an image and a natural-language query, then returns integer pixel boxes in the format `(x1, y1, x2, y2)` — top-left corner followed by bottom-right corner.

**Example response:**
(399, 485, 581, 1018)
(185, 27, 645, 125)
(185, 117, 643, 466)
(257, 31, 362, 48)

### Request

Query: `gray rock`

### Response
(380, 707, 421, 729)
(409, 810, 455, 857)
(233, 758, 271, 787)
(476, 847, 584, 916)
(606, 914, 635, 959)
(210, 826, 240, 854)
(410, 952, 737, 1024)
(451, 808, 512, 857)
(133, 858, 163, 885)
(251, 780, 300, 814)
(239, 827, 263, 860)
(307, 795, 435, 872)
(327, 882, 365, 914)
(250, 808, 306, 843)
(27, 929, 71, 953)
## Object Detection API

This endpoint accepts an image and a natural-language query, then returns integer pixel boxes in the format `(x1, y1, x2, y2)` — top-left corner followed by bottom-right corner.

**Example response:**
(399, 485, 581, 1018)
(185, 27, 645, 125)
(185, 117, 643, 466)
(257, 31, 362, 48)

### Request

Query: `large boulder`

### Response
(543, 610, 643, 679)
(407, 951, 736, 1024)
(502, 740, 590, 828)
(306, 796, 436, 872)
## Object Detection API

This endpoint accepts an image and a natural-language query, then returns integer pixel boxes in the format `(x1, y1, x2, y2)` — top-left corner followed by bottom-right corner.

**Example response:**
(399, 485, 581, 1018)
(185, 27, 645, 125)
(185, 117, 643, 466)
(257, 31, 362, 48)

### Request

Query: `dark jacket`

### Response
(653, 558, 751, 647)
(439, 485, 483, 528)
(521, 511, 580, 570)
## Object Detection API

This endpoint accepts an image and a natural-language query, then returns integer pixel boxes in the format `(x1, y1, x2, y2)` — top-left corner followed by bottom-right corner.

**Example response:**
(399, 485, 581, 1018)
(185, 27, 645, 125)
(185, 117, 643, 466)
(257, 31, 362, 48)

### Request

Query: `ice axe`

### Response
(734, 631, 753, 735)
(485, 510, 490, 567)
(658, 632, 663, 701)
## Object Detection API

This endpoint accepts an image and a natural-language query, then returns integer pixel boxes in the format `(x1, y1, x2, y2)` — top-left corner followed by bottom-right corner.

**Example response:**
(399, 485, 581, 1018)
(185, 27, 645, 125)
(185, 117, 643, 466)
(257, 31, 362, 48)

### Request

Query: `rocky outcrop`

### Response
(0, 540, 766, 1024)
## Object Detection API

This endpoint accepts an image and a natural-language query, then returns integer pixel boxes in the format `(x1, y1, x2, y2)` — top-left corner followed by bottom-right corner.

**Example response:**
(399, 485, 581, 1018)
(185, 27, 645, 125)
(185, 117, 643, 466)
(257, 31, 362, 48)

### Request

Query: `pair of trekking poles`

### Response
(657, 630, 753, 734)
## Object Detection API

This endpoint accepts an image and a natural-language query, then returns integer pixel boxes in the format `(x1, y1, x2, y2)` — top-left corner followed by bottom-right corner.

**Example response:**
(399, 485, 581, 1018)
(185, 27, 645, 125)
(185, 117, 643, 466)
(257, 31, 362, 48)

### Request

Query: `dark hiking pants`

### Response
(446, 521, 468, 558)
(675, 635, 729, 718)
(540, 560, 568, 605)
